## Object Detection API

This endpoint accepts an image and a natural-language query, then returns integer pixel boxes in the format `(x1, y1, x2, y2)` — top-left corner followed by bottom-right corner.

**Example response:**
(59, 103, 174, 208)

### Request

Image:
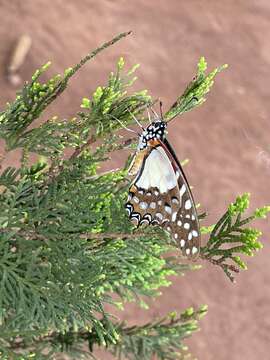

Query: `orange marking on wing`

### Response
(129, 184, 137, 193)
(148, 139, 162, 147)
(128, 149, 148, 176)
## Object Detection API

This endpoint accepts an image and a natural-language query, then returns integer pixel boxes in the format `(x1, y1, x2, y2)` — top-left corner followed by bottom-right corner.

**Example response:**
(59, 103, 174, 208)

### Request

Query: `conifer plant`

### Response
(0, 32, 269, 359)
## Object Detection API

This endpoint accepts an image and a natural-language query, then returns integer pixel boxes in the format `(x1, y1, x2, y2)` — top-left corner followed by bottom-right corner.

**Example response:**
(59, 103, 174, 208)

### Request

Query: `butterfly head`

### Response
(138, 120, 167, 150)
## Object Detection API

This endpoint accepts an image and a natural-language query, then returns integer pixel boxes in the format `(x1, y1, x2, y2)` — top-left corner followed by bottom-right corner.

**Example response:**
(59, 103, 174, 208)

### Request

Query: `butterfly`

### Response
(125, 107, 201, 259)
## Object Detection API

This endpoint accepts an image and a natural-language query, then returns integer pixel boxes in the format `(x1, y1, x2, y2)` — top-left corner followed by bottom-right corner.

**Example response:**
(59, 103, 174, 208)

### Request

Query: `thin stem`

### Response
(80, 231, 152, 240)
(45, 133, 96, 184)
(0, 229, 152, 242)
(200, 252, 239, 283)
(66, 31, 132, 81)
(85, 168, 121, 180)
(70, 134, 96, 160)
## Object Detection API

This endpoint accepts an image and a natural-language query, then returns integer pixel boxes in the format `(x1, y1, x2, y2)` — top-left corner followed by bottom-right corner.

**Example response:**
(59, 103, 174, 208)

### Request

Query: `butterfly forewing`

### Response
(161, 140, 201, 258)
(126, 142, 200, 259)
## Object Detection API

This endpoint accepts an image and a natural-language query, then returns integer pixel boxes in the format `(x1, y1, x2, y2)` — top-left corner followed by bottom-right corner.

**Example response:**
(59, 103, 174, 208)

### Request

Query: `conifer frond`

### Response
(0, 31, 132, 151)
(109, 305, 207, 360)
(0, 306, 207, 360)
(78, 57, 151, 140)
(200, 193, 270, 282)
(165, 57, 227, 120)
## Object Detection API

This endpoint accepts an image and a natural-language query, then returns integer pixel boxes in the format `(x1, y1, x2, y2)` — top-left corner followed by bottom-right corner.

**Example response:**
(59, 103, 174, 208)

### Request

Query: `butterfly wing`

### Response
(161, 139, 201, 258)
(125, 141, 200, 259)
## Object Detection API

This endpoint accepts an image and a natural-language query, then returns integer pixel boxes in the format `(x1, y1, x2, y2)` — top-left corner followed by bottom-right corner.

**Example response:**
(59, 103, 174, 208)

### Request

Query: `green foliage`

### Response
(0, 307, 207, 360)
(201, 193, 269, 282)
(165, 57, 227, 121)
(0, 31, 134, 154)
(78, 57, 150, 139)
(0, 33, 268, 360)
(110, 306, 207, 360)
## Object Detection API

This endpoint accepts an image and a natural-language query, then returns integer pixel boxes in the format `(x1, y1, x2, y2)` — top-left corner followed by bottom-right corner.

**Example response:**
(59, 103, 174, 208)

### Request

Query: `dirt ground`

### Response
(0, 1, 270, 359)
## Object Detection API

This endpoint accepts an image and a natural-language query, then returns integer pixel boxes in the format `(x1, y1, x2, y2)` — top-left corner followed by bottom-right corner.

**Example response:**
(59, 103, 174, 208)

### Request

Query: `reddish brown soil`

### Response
(0, 1, 270, 359)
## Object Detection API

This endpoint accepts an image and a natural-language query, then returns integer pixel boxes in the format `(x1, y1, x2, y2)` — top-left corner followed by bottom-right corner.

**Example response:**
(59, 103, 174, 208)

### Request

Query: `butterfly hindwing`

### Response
(127, 185, 180, 227)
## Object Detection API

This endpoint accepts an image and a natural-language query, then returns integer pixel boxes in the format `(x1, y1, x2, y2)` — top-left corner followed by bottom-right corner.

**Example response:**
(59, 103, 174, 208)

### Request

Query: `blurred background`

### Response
(0, 1, 270, 359)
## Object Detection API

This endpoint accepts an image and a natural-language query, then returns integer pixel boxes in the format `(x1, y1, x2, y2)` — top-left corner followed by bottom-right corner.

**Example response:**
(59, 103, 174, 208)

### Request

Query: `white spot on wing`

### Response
(180, 239, 185, 247)
(172, 211, 177, 222)
(156, 213, 163, 221)
(185, 199, 192, 210)
(165, 205, 172, 214)
(180, 184, 186, 198)
(133, 197, 139, 204)
(192, 246, 198, 255)
(139, 202, 148, 210)
(184, 223, 190, 230)
(150, 202, 156, 209)
(192, 230, 199, 237)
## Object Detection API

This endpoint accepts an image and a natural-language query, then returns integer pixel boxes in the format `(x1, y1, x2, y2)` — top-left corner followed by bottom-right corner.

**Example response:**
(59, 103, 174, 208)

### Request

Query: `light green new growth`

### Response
(201, 193, 269, 282)
(0, 32, 268, 359)
(165, 56, 228, 120)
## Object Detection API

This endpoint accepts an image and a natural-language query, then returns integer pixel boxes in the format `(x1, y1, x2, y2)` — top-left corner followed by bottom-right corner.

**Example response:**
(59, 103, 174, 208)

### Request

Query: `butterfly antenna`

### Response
(127, 108, 145, 130)
(147, 107, 152, 125)
(159, 100, 164, 119)
(150, 106, 159, 119)
(110, 114, 137, 134)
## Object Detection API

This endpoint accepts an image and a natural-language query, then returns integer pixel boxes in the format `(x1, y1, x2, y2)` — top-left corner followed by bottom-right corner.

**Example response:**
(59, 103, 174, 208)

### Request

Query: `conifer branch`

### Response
(80, 231, 149, 240)
(0, 31, 132, 151)
(110, 305, 207, 360)
(165, 57, 227, 121)
(200, 193, 270, 282)
(1, 306, 206, 360)
(66, 31, 132, 81)
(70, 134, 97, 160)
